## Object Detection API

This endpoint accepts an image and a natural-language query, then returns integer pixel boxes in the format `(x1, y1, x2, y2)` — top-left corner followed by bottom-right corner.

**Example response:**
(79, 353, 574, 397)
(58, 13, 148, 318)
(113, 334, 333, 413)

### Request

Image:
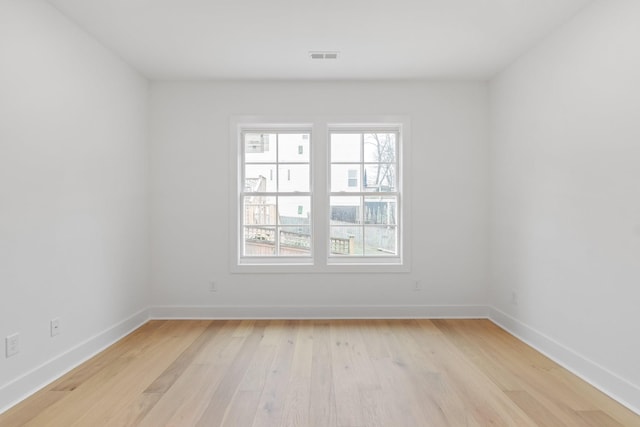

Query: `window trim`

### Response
(229, 116, 411, 274)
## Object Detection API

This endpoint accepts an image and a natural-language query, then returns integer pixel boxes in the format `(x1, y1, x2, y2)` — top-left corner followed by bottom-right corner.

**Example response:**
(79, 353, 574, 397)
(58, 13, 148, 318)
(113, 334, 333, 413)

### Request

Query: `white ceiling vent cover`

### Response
(309, 51, 339, 60)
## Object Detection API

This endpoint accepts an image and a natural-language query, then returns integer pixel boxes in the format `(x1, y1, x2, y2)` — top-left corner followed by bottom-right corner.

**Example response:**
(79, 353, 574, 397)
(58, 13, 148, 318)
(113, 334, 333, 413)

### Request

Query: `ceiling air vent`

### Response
(309, 51, 339, 60)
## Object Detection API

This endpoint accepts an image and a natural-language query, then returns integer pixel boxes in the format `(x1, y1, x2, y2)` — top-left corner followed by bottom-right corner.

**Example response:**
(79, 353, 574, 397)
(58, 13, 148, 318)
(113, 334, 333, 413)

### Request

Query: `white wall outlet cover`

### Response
(6, 333, 19, 358)
(51, 318, 61, 337)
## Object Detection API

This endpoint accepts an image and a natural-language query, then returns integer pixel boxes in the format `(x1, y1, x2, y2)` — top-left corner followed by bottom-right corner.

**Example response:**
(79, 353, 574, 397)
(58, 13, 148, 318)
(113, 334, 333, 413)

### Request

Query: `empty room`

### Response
(1, 0, 639, 425)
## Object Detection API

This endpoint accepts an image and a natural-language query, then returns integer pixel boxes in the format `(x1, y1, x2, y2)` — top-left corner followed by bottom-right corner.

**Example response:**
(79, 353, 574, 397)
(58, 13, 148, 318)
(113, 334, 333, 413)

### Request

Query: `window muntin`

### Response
(241, 131, 312, 258)
(329, 131, 399, 257)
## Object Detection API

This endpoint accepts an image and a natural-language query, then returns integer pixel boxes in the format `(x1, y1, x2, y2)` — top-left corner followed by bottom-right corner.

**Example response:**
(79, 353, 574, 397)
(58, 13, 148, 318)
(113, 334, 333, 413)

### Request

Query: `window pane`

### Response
(245, 164, 276, 192)
(364, 196, 397, 225)
(278, 164, 310, 192)
(330, 196, 362, 225)
(279, 133, 310, 162)
(331, 133, 361, 162)
(243, 226, 276, 256)
(364, 226, 397, 255)
(243, 196, 276, 225)
(278, 196, 311, 224)
(364, 133, 396, 163)
(331, 164, 360, 192)
(245, 133, 276, 163)
(280, 226, 311, 256)
(363, 164, 396, 191)
(330, 226, 363, 255)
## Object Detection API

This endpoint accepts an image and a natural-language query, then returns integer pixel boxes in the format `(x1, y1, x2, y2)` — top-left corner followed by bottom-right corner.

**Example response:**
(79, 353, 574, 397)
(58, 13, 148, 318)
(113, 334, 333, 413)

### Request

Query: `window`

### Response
(240, 131, 312, 259)
(329, 131, 398, 258)
(232, 117, 409, 271)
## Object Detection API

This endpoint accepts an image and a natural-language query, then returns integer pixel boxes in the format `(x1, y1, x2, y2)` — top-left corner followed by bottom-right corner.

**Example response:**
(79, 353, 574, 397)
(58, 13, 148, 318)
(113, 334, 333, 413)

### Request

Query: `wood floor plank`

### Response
(0, 390, 69, 426)
(237, 343, 277, 392)
(50, 321, 165, 392)
(431, 319, 593, 425)
(20, 321, 209, 427)
(251, 320, 299, 427)
(577, 409, 626, 427)
(505, 390, 568, 426)
(143, 320, 218, 393)
(137, 323, 250, 426)
(137, 363, 214, 427)
(548, 366, 640, 426)
(192, 320, 244, 364)
(432, 319, 623, 425)
(103, 392, 163, 427)
(308, 321, 337, 427)
(404, 320, 537, 426)
(330, 320, 368, 426)
(21, 355, 136, 427)
(379, 319, 456, 426)
(195, 321, 267, 427)
(368, 348, 430, 426)
(357, 319, 392, 361)
(1, 319, 638, 427)
(223, 322, 286, 425)
(69, 321, 212, 427)
(220, 390, 263, 427)
(280, 322, 314, 427)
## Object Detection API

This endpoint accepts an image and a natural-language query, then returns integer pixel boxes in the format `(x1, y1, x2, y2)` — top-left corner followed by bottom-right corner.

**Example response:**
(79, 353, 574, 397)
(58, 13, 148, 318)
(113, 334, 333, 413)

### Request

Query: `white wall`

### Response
(490, 0, 640, 410)
(0, 0, 149, 409)
(149, 81, 489, 314)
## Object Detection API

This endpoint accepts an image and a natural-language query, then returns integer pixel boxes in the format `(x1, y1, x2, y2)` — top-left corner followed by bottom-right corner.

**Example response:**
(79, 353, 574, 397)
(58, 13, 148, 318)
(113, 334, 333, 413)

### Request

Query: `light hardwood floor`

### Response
(1, 319, 638, 426)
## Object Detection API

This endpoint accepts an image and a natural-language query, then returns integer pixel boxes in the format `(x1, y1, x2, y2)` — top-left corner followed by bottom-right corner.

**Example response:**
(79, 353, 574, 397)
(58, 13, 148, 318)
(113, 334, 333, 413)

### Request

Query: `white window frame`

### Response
(230, 116, 411, 274)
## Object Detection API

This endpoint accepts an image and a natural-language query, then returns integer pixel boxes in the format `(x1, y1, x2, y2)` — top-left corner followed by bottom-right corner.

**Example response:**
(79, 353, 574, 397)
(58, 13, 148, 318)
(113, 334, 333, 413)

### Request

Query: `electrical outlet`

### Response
(51, 318, 60, 337)
(6, 333, 19, 358)
(209, 281, 218, 292)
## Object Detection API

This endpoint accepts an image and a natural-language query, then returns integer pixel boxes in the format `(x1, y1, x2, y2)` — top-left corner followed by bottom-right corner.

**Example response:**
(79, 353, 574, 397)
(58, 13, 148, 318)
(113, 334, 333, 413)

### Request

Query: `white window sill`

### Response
(231, 259, 410, 274)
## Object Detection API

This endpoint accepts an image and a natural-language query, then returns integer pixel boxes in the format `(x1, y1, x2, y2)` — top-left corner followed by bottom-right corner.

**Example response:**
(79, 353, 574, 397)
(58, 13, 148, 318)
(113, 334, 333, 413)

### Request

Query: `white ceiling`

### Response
(47, 0, 592, 80)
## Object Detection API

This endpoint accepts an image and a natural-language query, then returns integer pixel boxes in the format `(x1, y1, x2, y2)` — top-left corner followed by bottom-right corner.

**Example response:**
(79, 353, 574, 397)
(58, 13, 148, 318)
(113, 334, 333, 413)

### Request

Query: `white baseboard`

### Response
(0, 308, 149, 415)
(489, 307, 640, 416)
(149, 304, 489, 320)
